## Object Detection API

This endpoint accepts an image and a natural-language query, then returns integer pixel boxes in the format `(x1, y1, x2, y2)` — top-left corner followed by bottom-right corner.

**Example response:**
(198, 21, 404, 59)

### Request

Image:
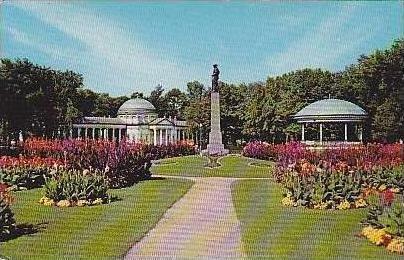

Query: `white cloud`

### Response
(266, 3, 373, 75)
(11, 2, 183, 95)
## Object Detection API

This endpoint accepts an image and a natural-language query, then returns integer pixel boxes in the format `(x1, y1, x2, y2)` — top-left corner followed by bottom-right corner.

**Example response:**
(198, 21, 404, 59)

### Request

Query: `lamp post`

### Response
(199, 123, 202, 152)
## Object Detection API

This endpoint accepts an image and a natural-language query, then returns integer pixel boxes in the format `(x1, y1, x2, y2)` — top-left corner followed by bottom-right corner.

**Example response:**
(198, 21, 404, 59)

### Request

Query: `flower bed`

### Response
(242, 141, 308, 161)
(23, 139, 152, 188)
(40, 169, 109, 207)
(0, 156, 61, 190)
(243, 141, 403, 210)
(360, 188, 404, 254)
(281, 163, 403, 209)
(22, 138, 196, 188)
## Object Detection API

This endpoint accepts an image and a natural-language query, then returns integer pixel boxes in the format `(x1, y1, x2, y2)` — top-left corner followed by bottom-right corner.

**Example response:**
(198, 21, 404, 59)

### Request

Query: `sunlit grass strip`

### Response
(152, 155, 273, 178)
(0, 178, 193, 259)
(232, 179, 399, 259)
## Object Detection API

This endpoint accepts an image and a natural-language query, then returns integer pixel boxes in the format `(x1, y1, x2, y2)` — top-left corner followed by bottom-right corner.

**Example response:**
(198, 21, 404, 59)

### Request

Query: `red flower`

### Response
(0, 183, 8, 194)
(382, 189, 395, 206)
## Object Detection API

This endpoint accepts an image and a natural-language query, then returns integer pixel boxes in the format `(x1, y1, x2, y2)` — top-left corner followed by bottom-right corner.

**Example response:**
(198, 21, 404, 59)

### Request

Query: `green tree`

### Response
(164, 88, 188, 119)
(148, 84, 167, 117)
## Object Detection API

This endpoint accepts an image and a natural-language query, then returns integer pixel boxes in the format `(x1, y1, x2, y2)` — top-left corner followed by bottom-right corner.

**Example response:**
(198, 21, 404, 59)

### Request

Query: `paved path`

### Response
(125, 176, 245, 259)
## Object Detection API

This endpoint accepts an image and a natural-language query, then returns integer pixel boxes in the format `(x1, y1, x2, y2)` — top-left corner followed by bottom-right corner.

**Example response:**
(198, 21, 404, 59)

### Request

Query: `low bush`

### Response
(0, 184, 16, 240)
(41, 169, 109, 207)
(243, 141, 310, 161)
(148, 141, 196, 159)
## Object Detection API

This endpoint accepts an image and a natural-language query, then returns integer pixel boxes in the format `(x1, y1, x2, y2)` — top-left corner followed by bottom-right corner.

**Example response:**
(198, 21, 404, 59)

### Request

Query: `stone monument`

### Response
(204, 64, 229, 155)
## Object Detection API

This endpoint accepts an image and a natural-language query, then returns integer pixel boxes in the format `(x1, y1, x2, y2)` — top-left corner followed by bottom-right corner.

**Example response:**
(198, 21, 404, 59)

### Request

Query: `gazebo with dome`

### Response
(72, 98, 190, 145)
(292, 99, 368, 145)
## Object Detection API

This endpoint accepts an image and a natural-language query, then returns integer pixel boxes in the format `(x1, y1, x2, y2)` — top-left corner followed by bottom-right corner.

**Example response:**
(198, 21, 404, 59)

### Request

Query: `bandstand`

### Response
(292, 99, 368, 145)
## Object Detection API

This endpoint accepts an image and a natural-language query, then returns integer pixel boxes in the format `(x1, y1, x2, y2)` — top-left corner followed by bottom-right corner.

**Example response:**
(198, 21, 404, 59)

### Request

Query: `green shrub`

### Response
(0, 186, 16, 239)
(0, 167, 49, 191)
(362, 190, 404, 237)
(283, 169, 364, 208)
(43, 169, 109, 204)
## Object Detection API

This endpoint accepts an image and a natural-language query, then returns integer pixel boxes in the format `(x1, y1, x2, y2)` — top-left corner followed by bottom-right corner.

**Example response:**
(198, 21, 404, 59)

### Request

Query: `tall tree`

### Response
(147, 84, 167, 117)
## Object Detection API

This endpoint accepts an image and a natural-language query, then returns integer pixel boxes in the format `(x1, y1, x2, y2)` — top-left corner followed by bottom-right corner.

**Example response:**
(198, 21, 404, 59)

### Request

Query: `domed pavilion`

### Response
(292, 99, 368, 145)
(72, 98, 190, 144)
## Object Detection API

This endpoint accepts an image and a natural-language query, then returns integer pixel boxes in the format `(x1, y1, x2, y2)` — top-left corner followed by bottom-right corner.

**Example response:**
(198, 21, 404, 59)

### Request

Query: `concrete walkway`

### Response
(125, 177, 245, 259)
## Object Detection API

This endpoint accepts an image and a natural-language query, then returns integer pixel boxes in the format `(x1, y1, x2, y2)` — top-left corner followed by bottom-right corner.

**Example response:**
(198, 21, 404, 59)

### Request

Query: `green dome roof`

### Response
(293, 99, 367, 122)
(117, 98, 156, 115)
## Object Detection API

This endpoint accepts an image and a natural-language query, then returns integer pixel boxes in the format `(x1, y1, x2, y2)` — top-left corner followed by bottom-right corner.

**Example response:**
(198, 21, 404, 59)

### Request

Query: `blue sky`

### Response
(1, 1, 402, 96)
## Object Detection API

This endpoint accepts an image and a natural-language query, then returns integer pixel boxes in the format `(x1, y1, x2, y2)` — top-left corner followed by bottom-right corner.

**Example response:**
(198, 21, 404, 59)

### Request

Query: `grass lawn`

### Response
(151, 155, 273, 178)
(232, 179, 401, 260)
(0, 178, 193, 260)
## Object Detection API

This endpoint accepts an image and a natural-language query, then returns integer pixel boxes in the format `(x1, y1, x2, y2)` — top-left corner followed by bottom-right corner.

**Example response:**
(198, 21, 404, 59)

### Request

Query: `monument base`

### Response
(204, 143, 229, 156)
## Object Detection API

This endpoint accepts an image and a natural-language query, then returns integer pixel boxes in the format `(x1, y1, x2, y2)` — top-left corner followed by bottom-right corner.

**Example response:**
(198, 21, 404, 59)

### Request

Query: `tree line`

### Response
(1, 39, 402, 145)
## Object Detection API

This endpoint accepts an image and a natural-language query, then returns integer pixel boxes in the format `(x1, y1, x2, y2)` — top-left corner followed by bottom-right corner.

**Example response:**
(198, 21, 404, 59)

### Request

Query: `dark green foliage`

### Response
(0, 167, 49, 190)
(0, 196, 16, 239)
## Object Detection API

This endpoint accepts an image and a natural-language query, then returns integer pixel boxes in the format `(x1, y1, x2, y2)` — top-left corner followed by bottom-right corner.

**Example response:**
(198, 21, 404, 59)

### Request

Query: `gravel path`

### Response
(125, 177, 245, 259)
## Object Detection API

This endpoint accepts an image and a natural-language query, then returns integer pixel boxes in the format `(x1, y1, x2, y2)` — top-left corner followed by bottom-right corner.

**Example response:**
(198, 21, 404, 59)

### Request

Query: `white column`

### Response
(172, 128, 176, 144)
(69, 128, 73, 139)
(165, 129, 168, 145)
(112, 128, 116, 141)
(85, 128, 88, 139)
(344, 123, 348, 142)
(319, 123, 323, 143)
(92, 128, 95, 139)
(159, 129, 163, 145)
(359, 125, 363, 143)
(118, 129, 121, 142)
(301, 124, 305, 141)
(78, 128, 82, 139)
(181, 130, 185, 140)
(103, 128, 107, 140)
(153, 128, 157, 145)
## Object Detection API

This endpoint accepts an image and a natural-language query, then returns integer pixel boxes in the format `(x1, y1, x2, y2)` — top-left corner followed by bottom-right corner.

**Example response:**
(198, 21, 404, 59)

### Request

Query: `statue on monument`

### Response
(203, 63, 228, 156)
(211, 64, 220, 92)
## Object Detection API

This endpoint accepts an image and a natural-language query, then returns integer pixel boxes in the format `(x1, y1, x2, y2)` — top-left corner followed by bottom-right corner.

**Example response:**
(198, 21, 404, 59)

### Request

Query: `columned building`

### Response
(72, 98, 191, 145)
(292, 99, 368, 145)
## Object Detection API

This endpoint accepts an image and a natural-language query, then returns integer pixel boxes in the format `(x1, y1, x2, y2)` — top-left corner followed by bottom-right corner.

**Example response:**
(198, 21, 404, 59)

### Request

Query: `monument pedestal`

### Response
(203, 92, 228, 155)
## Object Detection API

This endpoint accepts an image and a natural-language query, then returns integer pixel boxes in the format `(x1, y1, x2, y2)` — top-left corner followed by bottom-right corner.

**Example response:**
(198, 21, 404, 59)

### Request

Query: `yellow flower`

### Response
(43, 199, 55, 206)
(386, 238, 404, 254)
(391, 187, 401, 193)
(91, 198, 103, 206)
(355, 198, 368, 208)
(77, 200, 89, 207)
(281, 196, 296, 207)
(362, 226, 390, 245)
(56, 200, 71, 207)
(39, 196, 47, 204)
(378, 184, 387, 191)
(313, 202, 329, 210)
(361, 226, 375, 237)
(337, 200, 351, 210)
